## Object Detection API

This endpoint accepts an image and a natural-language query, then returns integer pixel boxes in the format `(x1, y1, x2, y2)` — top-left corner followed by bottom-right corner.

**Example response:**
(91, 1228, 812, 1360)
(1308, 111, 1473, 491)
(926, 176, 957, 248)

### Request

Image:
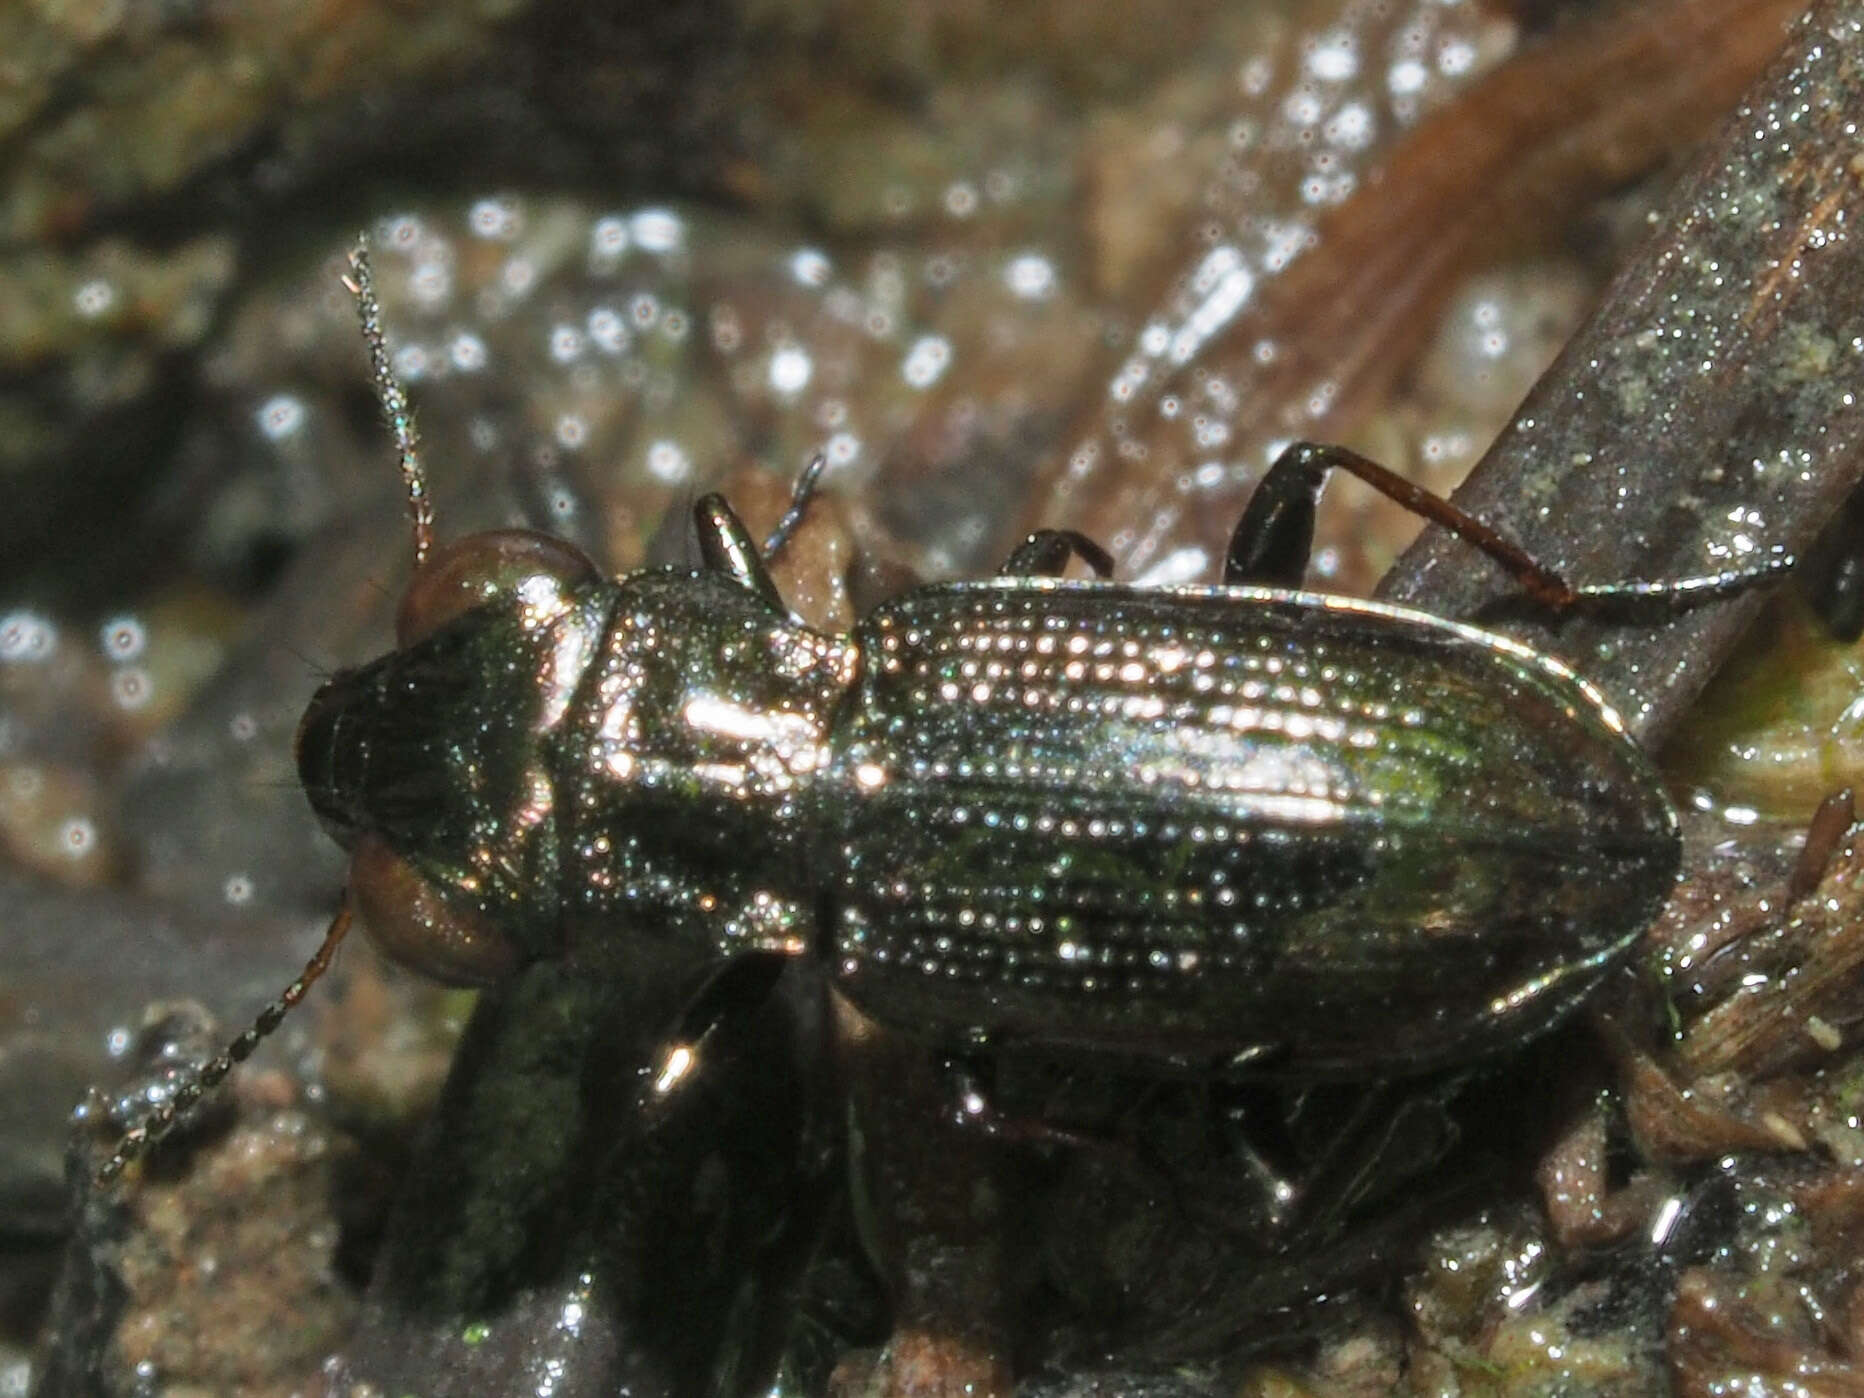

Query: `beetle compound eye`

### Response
(396, 529, 601, 647)
(350, 835, 522, 986)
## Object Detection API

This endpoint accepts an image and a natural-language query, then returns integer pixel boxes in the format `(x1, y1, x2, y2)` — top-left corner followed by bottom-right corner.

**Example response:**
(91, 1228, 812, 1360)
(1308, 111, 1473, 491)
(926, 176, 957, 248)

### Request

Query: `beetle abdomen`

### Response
(819, 580, 1678, 1076)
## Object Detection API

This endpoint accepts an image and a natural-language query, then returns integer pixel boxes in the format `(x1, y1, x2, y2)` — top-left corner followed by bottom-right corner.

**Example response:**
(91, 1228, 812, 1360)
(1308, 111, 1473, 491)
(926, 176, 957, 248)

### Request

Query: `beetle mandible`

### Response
(97, 239, 1793, 1181)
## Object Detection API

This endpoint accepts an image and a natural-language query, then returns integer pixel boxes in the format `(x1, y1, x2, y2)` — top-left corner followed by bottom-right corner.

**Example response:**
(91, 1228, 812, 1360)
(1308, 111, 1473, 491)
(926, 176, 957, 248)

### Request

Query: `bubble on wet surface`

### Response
(1437, 35, 1478, 78)
(1325, 101, 1376, 150)
(630, 208, 685, 255)
(99, 614, 147, 661)
(1133, 546, 1212, 588)
(392, 343, 433, 382)
(450, 332, 489, 372)
(73, 278, 116, 317)
(500, 256, 539, 299)
(901, 335, 952, 389)
(943, 181, 980, 218)
(410, 259, 453, 308)
(254, 393, 306, 440)
(0, 611, 58, 663)
(586, 308, 628, 355)
(57, 815, 97, 858)
(589, 215, 630, 265)
(768, 344, 813, 397)
(380, 213, 425, 251)
(111, 667, 154, 711)
(1306, 29, 1359, 83)
(789, 248, 832, 287)
(1416, 262, 1592, 419)
(1003, 253, 1056, 300)
(646, 439, 692, 484)
(468, 196, 524, 241)
(1389, 58, 1428, 96)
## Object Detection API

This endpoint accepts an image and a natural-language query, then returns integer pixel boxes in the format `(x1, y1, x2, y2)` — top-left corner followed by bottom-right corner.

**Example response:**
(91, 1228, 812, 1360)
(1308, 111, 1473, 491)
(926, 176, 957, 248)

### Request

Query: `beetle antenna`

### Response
(96, 898, 355, 1184)
(761, 453, 827, 563)
(342, 236, 435, 568)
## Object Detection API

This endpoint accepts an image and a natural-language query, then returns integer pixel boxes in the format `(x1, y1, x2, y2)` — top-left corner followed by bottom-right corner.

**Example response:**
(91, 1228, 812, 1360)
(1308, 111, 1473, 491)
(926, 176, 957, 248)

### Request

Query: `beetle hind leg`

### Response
(1229, 440, 1791, 609)
(1223, 1077, 1465, 1245)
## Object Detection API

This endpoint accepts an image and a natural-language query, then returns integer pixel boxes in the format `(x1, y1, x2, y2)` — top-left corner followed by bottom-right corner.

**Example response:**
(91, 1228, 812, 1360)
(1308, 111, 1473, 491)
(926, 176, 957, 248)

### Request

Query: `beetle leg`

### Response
(1228, 440, 1792, 609)
(1227, 440, 1585, 596)
(1223, 442, 1333, 586)
(936, 1054, 1109, 1152)
(760, 452, 828, 564)
(694, 493, 789, 612)
(637, 951, 791, 1117)
(1000, 529, 1117, 579)
(1220, 1078, 1465, 1245)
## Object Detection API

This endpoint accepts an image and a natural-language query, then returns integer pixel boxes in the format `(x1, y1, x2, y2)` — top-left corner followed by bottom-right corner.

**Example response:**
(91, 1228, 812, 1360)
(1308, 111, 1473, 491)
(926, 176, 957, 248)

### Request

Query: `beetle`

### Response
(96, 239, 1792, 1184)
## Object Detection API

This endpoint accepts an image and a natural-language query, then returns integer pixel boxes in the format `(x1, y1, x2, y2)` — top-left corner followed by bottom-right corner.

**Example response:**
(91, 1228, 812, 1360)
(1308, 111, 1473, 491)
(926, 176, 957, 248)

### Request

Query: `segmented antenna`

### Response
(342, 236, 435, 568)
(97, 900, 354, 1183)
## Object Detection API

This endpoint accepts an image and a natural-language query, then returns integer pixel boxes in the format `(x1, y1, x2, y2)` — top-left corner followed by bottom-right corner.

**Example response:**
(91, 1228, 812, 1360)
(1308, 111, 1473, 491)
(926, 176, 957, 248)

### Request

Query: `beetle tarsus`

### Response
(762, 453, 829, 563)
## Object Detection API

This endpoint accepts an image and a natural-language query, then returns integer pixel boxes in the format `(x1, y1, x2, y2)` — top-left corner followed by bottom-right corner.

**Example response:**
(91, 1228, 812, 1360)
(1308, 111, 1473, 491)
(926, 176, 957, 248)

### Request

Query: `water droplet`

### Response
(1003, 253, 1056, 300)
(768, 345, 813, 396)
(255, 394, 306, 441)
(646, 440, 691, 484)
(0, 611, 58, 663)
(630, 208, 685, 255)
(99, 615, 147, 660)
(789, 248, 831, 287)
(74, 279, 116, 318)
(901, 335, 952, 389)
(468, 196, 523, 240)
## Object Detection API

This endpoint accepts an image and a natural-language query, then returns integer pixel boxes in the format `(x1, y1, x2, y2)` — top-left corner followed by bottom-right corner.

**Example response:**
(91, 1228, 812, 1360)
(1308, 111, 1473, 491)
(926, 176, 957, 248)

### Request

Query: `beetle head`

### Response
(296, 529, 608, 984)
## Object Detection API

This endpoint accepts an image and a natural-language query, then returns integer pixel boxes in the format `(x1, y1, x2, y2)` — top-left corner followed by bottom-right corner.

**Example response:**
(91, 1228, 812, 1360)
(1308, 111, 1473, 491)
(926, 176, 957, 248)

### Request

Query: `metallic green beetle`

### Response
(100, 243, 1790, 1180)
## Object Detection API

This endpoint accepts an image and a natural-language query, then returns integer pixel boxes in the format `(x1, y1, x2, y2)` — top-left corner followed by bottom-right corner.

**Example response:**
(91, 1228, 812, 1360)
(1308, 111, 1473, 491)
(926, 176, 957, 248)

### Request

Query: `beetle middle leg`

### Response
(1228, 1077, 1466, 1243)
(1000, 529, 1117, 578)
(1019, 1069, 1474, 1361)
